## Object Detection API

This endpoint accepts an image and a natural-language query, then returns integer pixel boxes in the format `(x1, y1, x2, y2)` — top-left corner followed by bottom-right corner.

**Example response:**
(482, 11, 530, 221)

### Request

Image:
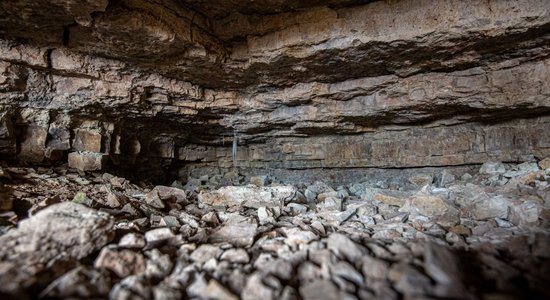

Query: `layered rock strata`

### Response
(0, 0, 549, 181)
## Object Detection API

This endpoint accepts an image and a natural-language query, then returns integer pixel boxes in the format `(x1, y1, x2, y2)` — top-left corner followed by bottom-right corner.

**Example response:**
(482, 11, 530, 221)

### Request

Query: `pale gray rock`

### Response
(327, 233, 365, 262)
(198, 185, 298, 208)
(145, 227, 177, 246)
(110, 275, 151, 300)
(220, 248, 250, 264)
(479, 161, 506, 175)
(250, 175, 270, 187)
(0, 202, 113, 295)
(468, 195, 510, 220)
(208, 219, 258, 247)
(242, 273, 279, 300)
(190, 244, 223, 263)
(40, 266, 112, 299)
(361, 255, 389, 280)
(299, 279, 340, 300)
(94, 246, 146, 277)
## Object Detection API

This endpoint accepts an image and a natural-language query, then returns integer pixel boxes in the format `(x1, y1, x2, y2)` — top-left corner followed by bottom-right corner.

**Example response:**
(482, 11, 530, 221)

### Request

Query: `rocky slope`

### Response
(0, 0, 549, 181)
(0, 160, 549, 299)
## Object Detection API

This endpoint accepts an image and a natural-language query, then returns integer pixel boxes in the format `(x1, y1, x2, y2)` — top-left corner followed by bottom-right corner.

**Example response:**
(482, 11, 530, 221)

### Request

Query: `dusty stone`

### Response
(191, 244, 223, 263)
(119, 233, 146, 249)
(250, 175, 269, 187)
(361, 255, 390, 280)
(327, 233, 364, 262)
(509, 200, 541, 226)
(299, 279, 340, 300)
(539, 158, 550, 170)
(220, 248, 250, 264)
(208, 220, 258, 247)
(40, 266, 112, 299)
(479, 162, 506, 175)
(400, 191, 459, 227)
(282, 227, 318, 249)
(144, 227, 176, 245)
(94, 246, 146, 277)
(198, 185, 297, 208)
(68, 152, 108, 171)
(467, 195, 510, 221)
(0, 202, 113, 294)
(73, 129, 102, 152)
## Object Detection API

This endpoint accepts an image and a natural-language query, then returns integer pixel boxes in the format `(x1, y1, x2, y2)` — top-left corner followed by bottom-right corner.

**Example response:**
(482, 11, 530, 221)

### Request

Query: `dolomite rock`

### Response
(68, 152, 108, 171)
(198, 185, 298, 209)
(0, 202, 114, 295)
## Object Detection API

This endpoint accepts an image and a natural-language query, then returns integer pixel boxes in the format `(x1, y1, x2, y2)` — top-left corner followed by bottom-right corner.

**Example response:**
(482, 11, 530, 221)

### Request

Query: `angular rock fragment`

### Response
(68, 151, 108, 171)
(209, 219, 258, 247)
(94, 246, 146, 277)
(199, 185, 298, 209)
(0, 202, 113, 295)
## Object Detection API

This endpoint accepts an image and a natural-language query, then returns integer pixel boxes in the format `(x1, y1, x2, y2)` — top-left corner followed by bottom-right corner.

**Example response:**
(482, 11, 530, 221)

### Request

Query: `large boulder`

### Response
(0, 202, 114, 295)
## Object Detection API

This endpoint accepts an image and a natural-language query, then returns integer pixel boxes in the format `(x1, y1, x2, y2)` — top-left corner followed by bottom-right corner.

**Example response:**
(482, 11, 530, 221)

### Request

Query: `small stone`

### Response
(304, 188, 317, 202)
(201, 211, 220, 225)
(509, 200, 541, 226)
(94, 246, 146, 277)
(250, 175, 270, 187)
(408, 174, 433, 186)
(191, 244, 223, 263)
(389, 263, 432, 295)
(539, 158, 550, 170)
(300, 279, 340, 300)
(322, 196, 343, 211)
(372, 229, 402, 240)
(468, 195, 510, 220)
(160, 215, 180, 228)
(327, 233, 364, 262)
(209, 220, 258, 247)
(258, 206, 276, 224)
(361, 255, 389, 280)
(436, 169, 456, 187)
(374, 193, 405, 207)
(39, 266, 111, 299)
(68, 151, 108, 171)
(504, 162, 540, 178)
(204, 279, 238, 300)
(144, 249, 173, 278)
(198, 185, 297, 208)
(400, 190, 459, 227)
(449, 225, 471, 236)
(317, 191, 338, 202)
(119, 233, 146, 249)
(178, 211, 199, 228)
(331, 261, 364, 286)
(144, 190, 165, 209)
(287, 203, 308, 215)
(72, 191, 93, 206)
(242, 273, 278, 300)
(282, 227, 318, 249)
(479, 161, 506, 175)
(220, 248, 250, 264)
(144, 227, 175, 245)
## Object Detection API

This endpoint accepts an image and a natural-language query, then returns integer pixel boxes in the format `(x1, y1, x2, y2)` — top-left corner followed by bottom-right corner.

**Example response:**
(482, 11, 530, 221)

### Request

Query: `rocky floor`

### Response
(0, 160, 549, 300)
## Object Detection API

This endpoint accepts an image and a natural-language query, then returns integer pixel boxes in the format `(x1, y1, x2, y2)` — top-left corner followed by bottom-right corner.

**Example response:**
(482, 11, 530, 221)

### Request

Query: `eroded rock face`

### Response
(0, 0, 548, 179)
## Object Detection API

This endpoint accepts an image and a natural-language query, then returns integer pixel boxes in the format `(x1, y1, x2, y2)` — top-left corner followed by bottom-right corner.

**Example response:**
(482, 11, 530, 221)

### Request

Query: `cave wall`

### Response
(0, 0, 549, 182)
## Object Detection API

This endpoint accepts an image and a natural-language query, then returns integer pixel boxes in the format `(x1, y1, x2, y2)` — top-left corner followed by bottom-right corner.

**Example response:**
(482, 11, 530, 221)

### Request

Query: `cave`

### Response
(0, 0, 549, 299)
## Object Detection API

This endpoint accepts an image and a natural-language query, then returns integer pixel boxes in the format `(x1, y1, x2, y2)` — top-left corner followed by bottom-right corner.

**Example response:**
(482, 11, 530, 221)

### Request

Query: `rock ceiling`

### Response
(0, 0, 549, 174)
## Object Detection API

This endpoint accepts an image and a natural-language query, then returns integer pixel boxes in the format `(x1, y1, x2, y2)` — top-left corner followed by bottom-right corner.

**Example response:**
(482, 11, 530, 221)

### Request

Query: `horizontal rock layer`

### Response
(0, 0, 549, 180)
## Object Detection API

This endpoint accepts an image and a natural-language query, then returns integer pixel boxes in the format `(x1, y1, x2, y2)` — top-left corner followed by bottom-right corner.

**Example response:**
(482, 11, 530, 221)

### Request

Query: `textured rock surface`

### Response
(0, 162, 548, 298)
(0, 0, 548, 180)
(0, 202, 114, 295)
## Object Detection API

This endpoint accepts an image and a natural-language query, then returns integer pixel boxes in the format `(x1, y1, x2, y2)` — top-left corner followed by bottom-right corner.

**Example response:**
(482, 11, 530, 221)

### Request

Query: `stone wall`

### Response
(0, 0, 549, 182)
